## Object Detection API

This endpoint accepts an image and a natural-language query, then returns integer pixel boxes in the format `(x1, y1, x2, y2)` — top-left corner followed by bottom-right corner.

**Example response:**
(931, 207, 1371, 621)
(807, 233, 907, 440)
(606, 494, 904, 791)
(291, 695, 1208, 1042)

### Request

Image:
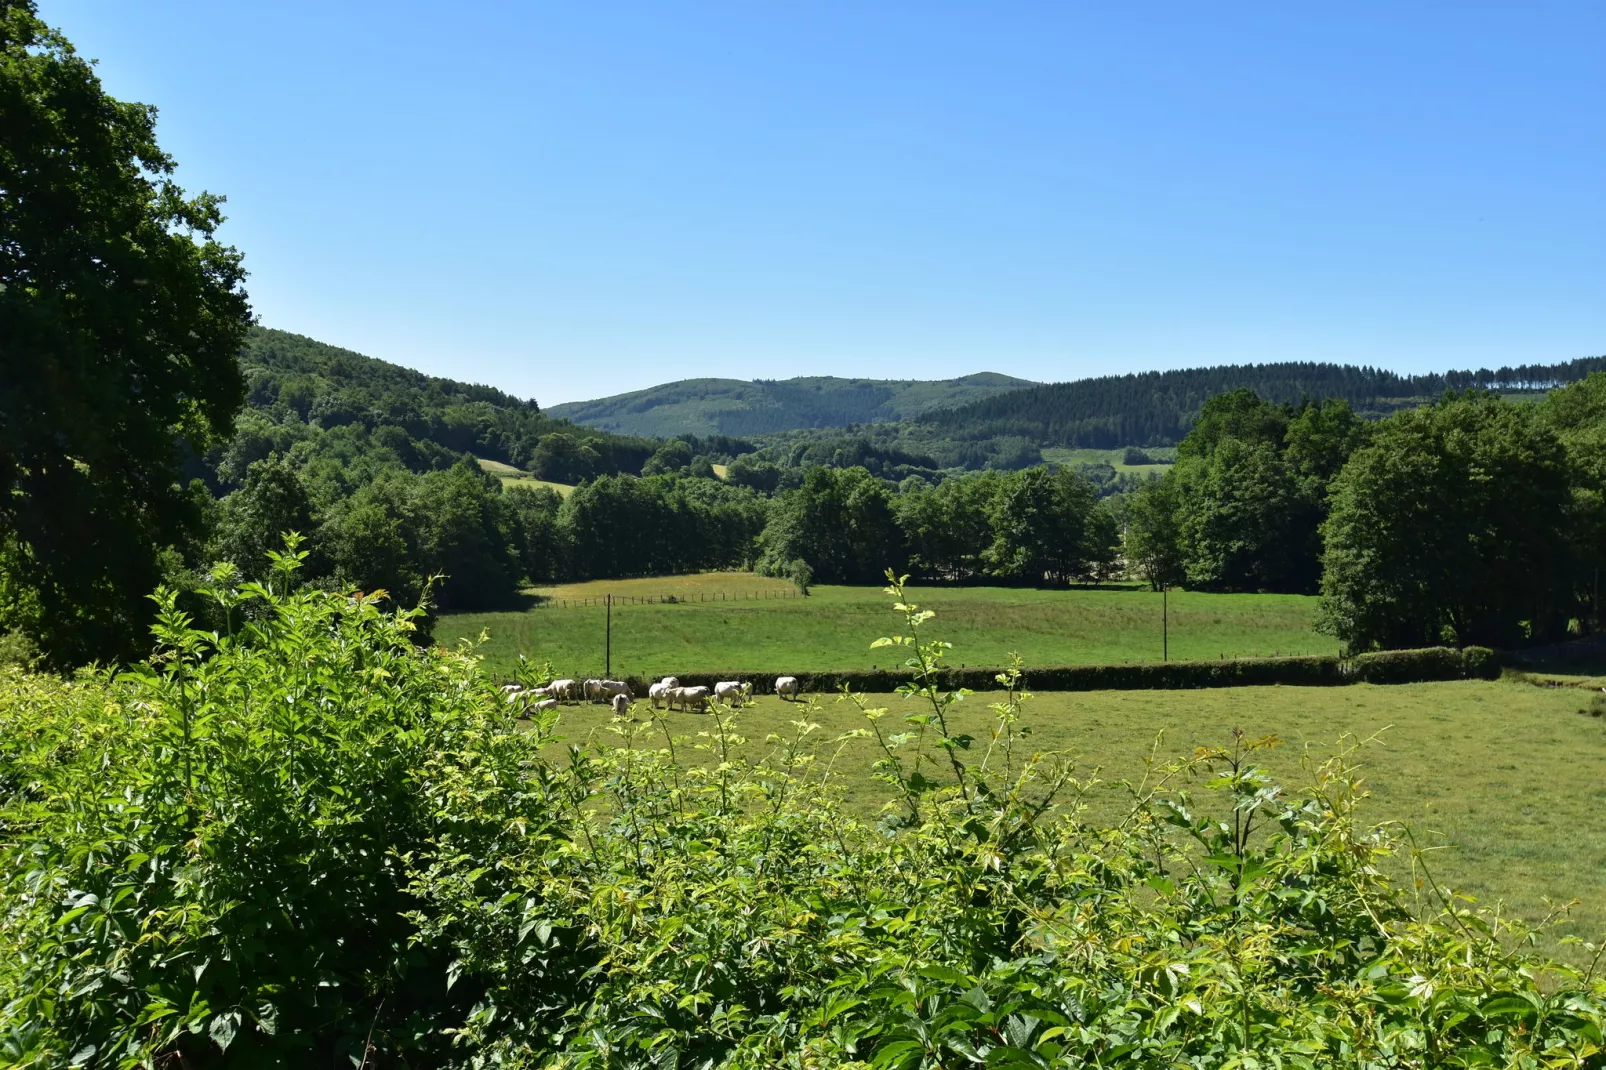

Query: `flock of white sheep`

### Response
(501, 674, 803, 717)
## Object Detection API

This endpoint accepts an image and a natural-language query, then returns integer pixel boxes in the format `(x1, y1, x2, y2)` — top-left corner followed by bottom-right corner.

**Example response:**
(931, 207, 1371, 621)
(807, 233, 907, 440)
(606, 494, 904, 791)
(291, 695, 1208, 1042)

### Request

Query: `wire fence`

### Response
(534, 589, 802, 609)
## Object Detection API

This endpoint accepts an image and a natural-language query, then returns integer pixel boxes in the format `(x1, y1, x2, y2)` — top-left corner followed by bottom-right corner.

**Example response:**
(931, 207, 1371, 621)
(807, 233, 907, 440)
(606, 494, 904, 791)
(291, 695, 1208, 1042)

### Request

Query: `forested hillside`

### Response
(547, 371, 1036, 437)
(919, 356, 1606, 449)
(237, 328, 662, 475)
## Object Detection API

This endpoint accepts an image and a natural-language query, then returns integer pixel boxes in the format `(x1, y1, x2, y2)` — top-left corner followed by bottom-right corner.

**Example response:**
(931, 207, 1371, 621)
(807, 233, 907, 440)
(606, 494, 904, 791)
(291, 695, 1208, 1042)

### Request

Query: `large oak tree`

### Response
(0, 1, 251, 664)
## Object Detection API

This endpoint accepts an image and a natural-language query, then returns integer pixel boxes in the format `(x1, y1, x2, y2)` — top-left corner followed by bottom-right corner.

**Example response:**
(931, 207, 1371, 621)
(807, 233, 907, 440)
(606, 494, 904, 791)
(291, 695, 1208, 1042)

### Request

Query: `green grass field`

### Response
(1042, 445, 1177, 477)
(437, 573, 1335, 679)
(545, 678, 1606, 951)
(475, 457, 575, 497)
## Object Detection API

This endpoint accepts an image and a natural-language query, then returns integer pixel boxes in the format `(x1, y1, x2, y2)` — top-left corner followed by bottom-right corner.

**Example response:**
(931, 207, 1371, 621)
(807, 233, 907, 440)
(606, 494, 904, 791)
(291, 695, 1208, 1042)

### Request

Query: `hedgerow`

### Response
(621, 644, 1499, 696)
(1, 560, 1601, 1067)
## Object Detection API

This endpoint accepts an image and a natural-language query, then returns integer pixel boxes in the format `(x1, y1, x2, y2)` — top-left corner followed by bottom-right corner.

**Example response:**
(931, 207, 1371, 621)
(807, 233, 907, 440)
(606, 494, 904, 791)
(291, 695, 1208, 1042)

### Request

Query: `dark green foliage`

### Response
(609, 645, 1498, 695)
(212, 455, 319, 580)
(1174, 437, 1318, 592)
(562, 473, 767, 580)
(1124, 475, 1187, 590)
(758, 466, 906, 584)
(1123, 393, 1360, 595)
(1320, 392, 1577, 650)
(921, 356, 1606, 450)
(0, 2, 252, 666)
(239, 327, 659, 478)
(1538, 372, 1606, 632)
(983, 467, 1101, 584)
(1347, 645, 1500, 684)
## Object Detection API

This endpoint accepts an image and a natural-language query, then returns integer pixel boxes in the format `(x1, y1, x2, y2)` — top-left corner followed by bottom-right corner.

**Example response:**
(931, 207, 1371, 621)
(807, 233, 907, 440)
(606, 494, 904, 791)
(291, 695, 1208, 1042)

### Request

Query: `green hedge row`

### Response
(618, 646, 1499, 696)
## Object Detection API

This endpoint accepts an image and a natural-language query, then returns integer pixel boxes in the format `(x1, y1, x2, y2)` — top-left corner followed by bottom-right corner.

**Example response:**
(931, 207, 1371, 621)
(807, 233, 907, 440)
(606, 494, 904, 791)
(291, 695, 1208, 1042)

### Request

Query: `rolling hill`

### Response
(917, 357, 1606, 449)
(546, 372, 1037, 438)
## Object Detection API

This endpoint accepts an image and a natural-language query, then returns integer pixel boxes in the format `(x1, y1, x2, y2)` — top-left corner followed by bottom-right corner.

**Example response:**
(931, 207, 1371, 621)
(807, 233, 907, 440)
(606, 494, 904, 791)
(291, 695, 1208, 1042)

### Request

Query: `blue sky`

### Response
(43, 1, 1604, 405)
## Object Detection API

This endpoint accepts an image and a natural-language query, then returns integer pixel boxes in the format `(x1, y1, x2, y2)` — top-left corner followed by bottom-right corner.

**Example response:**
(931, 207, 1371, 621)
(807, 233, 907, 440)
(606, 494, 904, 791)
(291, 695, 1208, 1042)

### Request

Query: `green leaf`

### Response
(209, 1011, 239, 1052)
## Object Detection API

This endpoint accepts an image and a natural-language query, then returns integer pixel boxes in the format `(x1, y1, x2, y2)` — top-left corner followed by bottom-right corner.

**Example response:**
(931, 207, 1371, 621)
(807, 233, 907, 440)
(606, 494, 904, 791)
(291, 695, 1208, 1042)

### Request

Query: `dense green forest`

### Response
(229, 327, 665, 478)
(915, 355, 1606, 450)
(547, 370, 1036, 437)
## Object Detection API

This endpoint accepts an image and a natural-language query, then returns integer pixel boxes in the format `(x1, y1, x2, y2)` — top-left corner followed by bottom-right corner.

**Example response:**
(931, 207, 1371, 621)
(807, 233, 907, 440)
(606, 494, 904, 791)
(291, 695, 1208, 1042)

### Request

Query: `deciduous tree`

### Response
(0, 1, 252, 663)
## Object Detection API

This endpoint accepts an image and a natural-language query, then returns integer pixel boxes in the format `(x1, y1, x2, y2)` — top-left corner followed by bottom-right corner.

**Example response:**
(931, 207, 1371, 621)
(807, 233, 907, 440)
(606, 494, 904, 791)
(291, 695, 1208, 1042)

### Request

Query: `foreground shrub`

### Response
(2, 565, 1602, 1067)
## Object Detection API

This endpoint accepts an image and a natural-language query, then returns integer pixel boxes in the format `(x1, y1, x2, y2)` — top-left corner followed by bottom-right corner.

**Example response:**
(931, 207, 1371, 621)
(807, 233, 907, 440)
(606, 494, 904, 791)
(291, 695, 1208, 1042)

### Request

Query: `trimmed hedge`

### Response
(1346, 645, 1500, 684)
(612, 646, 1499, 696)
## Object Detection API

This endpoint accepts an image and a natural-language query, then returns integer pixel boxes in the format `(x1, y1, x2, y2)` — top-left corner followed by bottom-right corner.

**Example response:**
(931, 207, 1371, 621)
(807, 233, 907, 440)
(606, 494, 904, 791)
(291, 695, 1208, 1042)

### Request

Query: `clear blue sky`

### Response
(43, 0, 1604, 405)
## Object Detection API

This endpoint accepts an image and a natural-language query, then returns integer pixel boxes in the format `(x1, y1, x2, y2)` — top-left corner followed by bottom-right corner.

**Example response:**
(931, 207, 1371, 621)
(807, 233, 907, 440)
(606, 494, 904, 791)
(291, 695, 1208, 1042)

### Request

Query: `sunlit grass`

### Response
(438, 579, 1335, 679)
(549, 679, 1606, 952)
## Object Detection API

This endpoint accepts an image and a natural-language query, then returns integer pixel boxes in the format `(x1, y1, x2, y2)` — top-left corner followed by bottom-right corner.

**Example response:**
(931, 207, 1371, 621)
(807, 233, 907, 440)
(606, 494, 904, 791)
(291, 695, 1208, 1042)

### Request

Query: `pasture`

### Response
(548, 678, 1606, 951)
(475, 456, 576, 497)
(1042, 445, 1177, 477)
(437, 573, 1336, 679)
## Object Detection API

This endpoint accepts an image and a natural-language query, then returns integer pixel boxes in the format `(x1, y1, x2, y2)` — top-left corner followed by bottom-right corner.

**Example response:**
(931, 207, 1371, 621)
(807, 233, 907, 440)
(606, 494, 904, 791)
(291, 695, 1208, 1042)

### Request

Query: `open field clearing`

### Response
(438, 576, 1335, 678)
(546, 679, 1606, 951)
(475, 456, 575, 496)
(1043, 445, 1176, 476)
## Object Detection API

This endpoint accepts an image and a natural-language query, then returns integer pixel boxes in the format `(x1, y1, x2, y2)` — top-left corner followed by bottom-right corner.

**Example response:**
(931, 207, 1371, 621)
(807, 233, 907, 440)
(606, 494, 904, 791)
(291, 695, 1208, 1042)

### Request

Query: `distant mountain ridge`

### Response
(547, 372, 1038, 438)
(919, 356, 1606, 449)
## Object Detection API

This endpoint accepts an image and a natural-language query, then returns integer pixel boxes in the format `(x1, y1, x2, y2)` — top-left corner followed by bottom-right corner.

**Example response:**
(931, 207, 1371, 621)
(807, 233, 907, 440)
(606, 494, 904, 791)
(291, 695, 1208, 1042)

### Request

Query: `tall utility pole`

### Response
(605, 594, 612, 677)
(1162, 585, 1168, 662)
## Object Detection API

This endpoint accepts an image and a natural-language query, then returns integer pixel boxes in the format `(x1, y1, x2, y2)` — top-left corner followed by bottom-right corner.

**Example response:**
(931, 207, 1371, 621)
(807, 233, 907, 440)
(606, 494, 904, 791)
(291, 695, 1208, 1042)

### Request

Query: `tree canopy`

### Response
(0, 1, 251, 665)
(1319, 392, 1576, 650)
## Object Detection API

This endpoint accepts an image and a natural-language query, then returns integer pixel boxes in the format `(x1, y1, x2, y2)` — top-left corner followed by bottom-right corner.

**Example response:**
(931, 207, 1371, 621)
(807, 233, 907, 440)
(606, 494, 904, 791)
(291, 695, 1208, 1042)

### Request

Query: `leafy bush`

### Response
(3, 568, 1601, 1066)
(1347, 645, 1502, 684)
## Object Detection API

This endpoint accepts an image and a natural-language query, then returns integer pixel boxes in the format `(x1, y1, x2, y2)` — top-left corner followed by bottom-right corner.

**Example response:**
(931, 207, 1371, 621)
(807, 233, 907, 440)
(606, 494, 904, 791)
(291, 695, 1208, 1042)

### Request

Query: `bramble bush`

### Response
(2, 559, 1603, 1067)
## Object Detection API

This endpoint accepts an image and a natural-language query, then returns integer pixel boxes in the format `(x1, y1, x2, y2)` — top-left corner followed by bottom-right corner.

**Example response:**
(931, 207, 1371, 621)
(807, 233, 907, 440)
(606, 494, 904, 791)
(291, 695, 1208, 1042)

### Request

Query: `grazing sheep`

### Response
(670, 685, 711, 713)
(549, 679, 579, 703)
(774, 676, 800, 701)
(713, 680, 750, 705)
(660, 676, 679, 689)
(599, 679, 631, 701)
(611, 693, 630, 717)
(648, 681, 671, 709)
(530, 698, 558, 713)
(582, 679, 605, 702)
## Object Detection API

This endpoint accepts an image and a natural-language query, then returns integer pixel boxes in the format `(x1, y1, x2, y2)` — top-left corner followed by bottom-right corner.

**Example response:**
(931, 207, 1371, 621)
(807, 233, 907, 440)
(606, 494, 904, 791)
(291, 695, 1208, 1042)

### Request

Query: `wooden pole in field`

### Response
(1162, 585, 1168, 662)
(605, 594, 612, 677)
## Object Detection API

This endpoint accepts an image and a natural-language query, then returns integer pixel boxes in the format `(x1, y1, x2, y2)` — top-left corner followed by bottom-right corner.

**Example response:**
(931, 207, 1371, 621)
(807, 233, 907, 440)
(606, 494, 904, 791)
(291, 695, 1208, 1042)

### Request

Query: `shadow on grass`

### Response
(1508, 634, 1606, 679)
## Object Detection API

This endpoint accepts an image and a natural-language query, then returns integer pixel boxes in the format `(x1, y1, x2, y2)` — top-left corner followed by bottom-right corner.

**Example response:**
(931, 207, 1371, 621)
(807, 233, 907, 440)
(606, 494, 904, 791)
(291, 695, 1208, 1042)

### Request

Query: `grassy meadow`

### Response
(475, 456, 576, 497)
(547, 678, 1606, 951)
(1042, 445, 1177, 477)
(437, 573, 1336, 679)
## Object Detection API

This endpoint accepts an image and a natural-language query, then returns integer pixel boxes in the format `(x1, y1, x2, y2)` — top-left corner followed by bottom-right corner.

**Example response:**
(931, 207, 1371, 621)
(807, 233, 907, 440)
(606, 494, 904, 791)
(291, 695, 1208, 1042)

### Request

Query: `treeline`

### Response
(199, 455, 766, 617)
(918, 356, 1606, 450)
(1127, 378, 1606, 650)
(755, 465, 1118, 587)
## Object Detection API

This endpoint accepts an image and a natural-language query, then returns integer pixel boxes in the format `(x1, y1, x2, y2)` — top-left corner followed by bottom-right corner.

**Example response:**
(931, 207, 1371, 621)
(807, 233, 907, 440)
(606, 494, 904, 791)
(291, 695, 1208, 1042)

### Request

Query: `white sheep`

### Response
(611, 693, 630, 717)
(648, 681, 671, 709)
(549, 679, 579, 703)
(774, 676, 800, 701)
(530, 698, 558, 713)
(660, 676, 679, 689)
(713, 680, 750, 705)
(599, 679, 631, 700)
(670, 685, 711, 712)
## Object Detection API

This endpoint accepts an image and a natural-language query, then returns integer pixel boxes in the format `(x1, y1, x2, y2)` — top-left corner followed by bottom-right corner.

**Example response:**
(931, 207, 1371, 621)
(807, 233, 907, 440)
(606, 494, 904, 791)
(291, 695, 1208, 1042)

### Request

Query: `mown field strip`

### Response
(438, 579, 1336, 679)
(547, 679, 1606, 952)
